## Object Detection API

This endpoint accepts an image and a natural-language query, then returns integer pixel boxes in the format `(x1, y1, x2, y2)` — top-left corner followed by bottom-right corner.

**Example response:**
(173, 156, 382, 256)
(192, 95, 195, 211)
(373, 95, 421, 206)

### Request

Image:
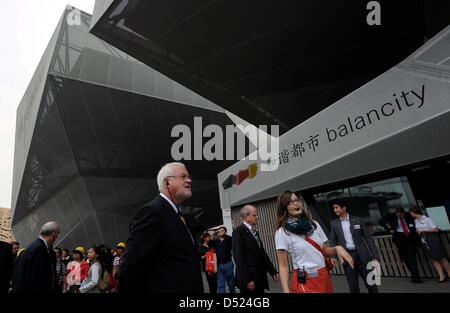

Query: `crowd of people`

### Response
(2, 228, 127, 293)
(1, 162, 449, 293)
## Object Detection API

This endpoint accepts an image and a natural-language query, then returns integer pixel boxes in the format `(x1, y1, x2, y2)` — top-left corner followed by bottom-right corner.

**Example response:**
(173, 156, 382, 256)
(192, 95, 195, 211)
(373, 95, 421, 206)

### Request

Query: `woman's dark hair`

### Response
(409, 207, 423, 216)
(330, 198, 348, 209)
(200, 232, 210, 244)
(89, 245, 111, 275)
(276, 191, 316, 230)
(72, 250, 83, 259)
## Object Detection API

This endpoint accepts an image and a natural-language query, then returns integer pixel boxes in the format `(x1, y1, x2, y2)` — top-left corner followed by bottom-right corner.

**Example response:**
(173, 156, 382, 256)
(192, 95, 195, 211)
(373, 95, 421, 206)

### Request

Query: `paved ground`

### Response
(202, 273, 450, 293)
(267, 275, 450, 293)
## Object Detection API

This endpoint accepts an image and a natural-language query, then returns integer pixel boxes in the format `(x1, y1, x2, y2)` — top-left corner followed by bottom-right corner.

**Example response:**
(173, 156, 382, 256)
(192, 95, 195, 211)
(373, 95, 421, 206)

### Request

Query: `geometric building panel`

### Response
(90, 0, 448, 134)
(12, 7, 244, 249)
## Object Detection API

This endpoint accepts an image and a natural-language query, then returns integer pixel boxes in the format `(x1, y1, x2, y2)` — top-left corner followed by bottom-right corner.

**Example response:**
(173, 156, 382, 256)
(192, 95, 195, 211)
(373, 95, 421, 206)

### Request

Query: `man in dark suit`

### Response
(0, 241, 13, 293)
(379, 207, 422, 283)
(11, 221, 60, 293)
(119, 162, 203, 293)
(329, 200, 379, 293)
(232, 205, 279, 294)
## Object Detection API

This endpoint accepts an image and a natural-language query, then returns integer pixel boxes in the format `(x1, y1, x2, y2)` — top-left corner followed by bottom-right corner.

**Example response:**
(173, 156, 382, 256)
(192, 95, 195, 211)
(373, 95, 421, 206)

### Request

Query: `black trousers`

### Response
(343, 250, 378, 293)
(239, 277, 266, 294)
(395, 234, 421, 280)
(205, 272, 218, 294)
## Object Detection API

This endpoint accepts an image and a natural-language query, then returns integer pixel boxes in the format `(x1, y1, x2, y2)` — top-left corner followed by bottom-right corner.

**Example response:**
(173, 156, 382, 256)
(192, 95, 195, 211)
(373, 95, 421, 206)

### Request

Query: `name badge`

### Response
(409, 224, 414, 227)
(354, 225, 361, 230)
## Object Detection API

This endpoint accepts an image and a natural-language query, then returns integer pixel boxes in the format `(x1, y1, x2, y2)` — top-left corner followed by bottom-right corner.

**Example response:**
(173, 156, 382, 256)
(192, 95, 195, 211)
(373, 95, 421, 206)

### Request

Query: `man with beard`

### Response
(118, 162, 203, 293)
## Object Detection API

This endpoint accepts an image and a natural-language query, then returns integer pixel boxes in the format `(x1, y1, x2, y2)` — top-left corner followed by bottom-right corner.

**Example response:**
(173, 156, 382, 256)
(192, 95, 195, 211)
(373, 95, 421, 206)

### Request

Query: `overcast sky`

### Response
(0, 1, 95, 208)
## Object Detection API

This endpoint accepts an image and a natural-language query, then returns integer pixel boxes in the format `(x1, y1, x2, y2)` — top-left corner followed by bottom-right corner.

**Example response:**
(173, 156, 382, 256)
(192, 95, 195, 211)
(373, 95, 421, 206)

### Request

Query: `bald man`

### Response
(12, 221, 61, 293)
(232, 205, 279, 293)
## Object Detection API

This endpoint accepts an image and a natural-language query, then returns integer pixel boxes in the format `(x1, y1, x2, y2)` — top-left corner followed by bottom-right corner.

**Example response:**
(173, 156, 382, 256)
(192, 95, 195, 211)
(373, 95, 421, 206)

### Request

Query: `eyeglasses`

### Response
(166, 174, 192, 181)
(288, 199, 301, 205)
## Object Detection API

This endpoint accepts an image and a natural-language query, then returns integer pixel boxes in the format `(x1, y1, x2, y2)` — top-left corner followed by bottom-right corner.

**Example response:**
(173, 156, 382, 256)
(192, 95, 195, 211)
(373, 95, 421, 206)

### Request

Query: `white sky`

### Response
(0, 1, 95, 208)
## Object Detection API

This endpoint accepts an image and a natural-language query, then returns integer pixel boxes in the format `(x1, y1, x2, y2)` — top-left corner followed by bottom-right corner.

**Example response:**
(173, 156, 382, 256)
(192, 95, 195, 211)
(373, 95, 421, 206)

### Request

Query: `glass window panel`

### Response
(174, 82, 193, 104)
(82, 214, 102, 247)
(52, 26, 88, 78)
(54, 191, 79, 230)
(108, 55, 133, 90)
(133, 63, 156, 95)
(155, 71, 174, 100)
(80, 47, 110, 85)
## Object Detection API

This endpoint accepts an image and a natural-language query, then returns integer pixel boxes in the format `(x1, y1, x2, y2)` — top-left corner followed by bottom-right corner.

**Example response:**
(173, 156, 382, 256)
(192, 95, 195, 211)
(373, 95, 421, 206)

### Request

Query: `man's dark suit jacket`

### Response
(232, 223, 277, 291)
(0, 241, 13, 293)
(118, 194, 203, 293)
(379, 212, 420, 246)
(11, 238, 54, 293)
(329, 215, 380, 264)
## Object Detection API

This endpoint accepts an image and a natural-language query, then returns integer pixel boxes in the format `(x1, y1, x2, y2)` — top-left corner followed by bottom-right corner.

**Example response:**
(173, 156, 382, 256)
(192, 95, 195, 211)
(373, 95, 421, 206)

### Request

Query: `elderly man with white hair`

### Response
(118, 162, 203, 293)
(11, 221, 61, 293)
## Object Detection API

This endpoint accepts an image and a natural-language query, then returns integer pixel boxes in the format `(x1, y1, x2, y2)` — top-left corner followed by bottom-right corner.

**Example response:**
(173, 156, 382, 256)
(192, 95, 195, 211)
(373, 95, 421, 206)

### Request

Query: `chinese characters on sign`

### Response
(278, 134, 320, 165)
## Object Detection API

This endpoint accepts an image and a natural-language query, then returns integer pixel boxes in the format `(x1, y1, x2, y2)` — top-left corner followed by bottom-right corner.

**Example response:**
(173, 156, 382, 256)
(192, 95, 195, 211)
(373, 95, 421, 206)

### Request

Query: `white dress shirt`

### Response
(275, 222, 328, 272)
(340, 214, 356, 250)
(39, 236, 49, 249)
(243, 221, 261, 246)
(243, 221, 253, 232)
(160, 192, 180, 215)
(414, 216, 437, 231)
(396, 217, 412, 233)
(159, 192, 194, 244)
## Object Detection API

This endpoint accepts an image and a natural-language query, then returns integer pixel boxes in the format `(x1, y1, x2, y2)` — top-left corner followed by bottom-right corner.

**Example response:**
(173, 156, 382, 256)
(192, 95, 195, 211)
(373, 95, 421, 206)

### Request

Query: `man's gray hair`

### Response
(157, 162, 186, 192)
(40, 221, 61, 236)
(240, 204, 254, 218)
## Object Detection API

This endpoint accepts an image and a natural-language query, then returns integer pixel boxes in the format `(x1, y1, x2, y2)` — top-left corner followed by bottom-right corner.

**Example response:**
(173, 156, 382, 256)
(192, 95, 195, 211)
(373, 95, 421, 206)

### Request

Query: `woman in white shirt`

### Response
(410, 208, 450, 282)
(275, 191, 354, 293)
(79, 246, 103, 293)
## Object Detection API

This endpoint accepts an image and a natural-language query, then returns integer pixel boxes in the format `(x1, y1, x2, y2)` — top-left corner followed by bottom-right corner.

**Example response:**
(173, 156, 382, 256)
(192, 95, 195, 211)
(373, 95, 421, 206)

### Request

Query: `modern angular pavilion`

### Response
(11, 6, 243, 248)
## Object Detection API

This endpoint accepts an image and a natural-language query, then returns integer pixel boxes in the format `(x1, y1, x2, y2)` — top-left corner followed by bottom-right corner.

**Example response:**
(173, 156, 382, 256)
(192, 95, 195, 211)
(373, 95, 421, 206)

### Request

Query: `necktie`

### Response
(400, 218, 410, 236)
(177, 206, 195, 244)
(251, 225, 262, 248)
(177, 207, 187, 225)
(48, 247, 56, 289)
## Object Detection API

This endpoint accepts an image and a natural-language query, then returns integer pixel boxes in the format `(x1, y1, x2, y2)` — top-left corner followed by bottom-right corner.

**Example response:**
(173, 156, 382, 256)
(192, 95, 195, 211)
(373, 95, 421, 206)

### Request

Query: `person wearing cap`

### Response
(75, 246, 86, 257)
(16, 248, 25, 258)
(113, 242, 125, 279)
(11, 221, 61, 293)
(65, 249, 89, 293)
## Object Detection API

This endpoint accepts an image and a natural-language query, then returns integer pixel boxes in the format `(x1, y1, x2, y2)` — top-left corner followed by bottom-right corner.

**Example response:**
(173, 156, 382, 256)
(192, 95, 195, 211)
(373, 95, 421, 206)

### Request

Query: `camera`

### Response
(297, 267, 307, 284)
